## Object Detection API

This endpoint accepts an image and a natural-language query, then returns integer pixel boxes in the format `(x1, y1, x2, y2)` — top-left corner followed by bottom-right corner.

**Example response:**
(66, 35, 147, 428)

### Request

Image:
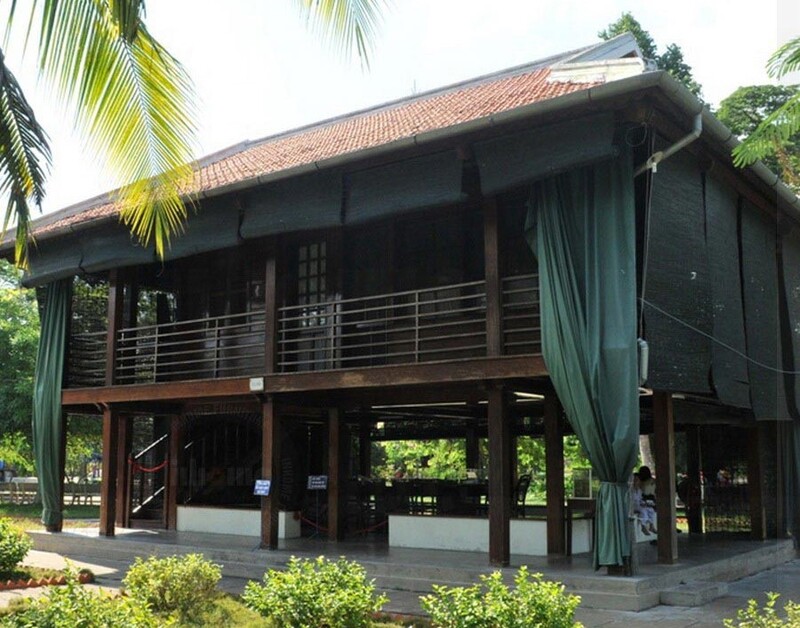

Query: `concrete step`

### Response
(660, 580, 728, 607)
(570, 588, 662, 612)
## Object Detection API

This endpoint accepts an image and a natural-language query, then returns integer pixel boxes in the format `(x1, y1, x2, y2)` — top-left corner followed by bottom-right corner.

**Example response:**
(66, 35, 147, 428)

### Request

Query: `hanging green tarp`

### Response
(22, 235, 83, 288)
(80, 226, 155, 274)
(32, 279, 71, 528)
(475, 113, 616, 196)
(240, 171, 342, 238)
(164, 196, 241, 261)
(526, 149, 639, 568)
(345, 151, 465, 224)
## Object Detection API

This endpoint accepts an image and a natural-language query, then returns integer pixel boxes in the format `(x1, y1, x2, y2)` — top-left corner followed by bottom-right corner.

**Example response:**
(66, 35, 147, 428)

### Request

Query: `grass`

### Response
(0, 503, 99, 530)
(0, 565, 64, 582)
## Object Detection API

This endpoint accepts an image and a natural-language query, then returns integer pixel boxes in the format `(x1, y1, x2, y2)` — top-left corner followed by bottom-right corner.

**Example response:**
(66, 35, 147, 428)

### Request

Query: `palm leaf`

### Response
(16, 0, 197, 257)
(295, 0, 387, 68)
(0, 48, 51, 266)
(768, 36, 800, 79)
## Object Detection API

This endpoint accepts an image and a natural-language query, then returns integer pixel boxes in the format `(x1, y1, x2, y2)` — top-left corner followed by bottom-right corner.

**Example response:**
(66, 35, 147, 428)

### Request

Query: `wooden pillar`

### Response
(488, 386, 511, 566)
(260, 398, 281, 549)
(747, 425, 766, 540)
(653, 392, 677, 564)
(484, 199, 503, 357)
(328, 408, 347, 541)
(99, 406, 118, 536)
(114, 414, 131, 528)
(264, 251, 278, 375)
(685, 425, 703, 534)
(165, 415, 184, 530)
(544, 394, 566, 555)
(465, 426, 480, 470)
(358, 421, 371, 477)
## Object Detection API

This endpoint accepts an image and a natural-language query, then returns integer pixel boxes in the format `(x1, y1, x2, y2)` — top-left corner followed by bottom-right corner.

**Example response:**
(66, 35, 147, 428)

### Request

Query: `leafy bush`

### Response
(0, 569, 160, 628)
(122, 553, 221, 622)
(242, 556, 388, 627)
(420, 567, 582, 628)
(724, 593, 800, 627)
(0, 518, 32, 574)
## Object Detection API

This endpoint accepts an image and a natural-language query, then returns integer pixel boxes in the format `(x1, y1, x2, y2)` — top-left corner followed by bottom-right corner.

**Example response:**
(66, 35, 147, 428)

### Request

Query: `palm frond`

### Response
(0, 48, 51, 266)
(295, 0, 387, 68)
(768, 36, 800, 79)
(732, 94, 800, 167)
(20, 0, 197, 257)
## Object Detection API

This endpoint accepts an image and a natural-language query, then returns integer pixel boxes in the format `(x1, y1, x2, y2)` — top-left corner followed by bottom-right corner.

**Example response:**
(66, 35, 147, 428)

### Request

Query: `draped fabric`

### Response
(32, 280, 71, 527)
(526, 150, 639, 568)
(779, 420, 800, 547)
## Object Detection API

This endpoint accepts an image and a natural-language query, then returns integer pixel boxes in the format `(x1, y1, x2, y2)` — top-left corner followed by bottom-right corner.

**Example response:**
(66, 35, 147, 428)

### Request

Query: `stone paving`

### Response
(2, 549, 798, 626)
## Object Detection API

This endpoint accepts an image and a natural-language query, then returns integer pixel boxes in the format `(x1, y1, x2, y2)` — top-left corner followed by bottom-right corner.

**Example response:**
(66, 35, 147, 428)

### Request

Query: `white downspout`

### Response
(634, 113, 703, 176)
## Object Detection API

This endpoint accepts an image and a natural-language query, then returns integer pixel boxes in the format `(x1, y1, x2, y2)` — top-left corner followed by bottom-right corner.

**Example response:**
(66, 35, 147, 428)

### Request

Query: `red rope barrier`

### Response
(130, 459, 168, 473)
(299, 515, 328, 532)
(353, 519, 388, 535)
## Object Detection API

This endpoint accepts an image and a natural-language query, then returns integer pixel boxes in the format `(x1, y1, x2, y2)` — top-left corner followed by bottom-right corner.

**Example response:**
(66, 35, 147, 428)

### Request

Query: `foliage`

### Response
(122, 553, 221, 623)
(723, 593, 800, 627)
(0, 567, 162, 628)
(599, 12, 702, 97)
(0, 432, 35, 476)
(718, 85, 800, 189)
(0, 518, 32, 574)
(420, 567, 582, 628)
(734, 37, 800, 182)
(242, 556, 388, 627)
(0, 261, 39, 439)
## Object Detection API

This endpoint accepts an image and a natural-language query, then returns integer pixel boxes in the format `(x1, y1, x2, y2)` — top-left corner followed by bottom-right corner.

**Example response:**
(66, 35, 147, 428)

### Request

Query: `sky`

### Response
(7, 0, 796, 216)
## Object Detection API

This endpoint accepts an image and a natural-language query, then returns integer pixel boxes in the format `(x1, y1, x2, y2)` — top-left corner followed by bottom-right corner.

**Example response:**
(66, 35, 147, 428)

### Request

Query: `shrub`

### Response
(724, 593, 800, 627)
(122, 553, 221, 622)
(420, 567, 582, 628)
(242, 556, 388, 627)
(0, 569, 160, 628)
(0, 518, 32, 574)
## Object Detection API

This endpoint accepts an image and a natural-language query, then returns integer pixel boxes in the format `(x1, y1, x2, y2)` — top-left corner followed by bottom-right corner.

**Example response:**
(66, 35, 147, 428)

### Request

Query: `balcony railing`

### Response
(66, 274, 540, 387)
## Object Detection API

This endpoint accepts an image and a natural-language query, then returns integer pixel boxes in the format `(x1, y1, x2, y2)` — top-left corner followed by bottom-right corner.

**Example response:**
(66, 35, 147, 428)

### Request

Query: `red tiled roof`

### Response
(35, 67, 597, 237)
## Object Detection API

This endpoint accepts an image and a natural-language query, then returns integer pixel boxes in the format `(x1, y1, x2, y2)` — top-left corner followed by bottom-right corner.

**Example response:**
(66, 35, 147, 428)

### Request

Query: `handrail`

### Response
(133, 433, 168, 461)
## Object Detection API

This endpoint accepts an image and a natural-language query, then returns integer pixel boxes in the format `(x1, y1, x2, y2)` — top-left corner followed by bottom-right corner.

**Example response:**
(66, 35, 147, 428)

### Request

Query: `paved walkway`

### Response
(2, 549, 798, 626)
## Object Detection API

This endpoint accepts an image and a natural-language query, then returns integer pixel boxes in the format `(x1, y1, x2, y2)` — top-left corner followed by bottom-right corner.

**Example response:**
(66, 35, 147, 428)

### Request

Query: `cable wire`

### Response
(639, 297, 800, 375)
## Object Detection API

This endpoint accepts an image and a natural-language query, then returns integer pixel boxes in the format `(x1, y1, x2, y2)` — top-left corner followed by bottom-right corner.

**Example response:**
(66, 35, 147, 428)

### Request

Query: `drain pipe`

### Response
(634, 113, 703, 176)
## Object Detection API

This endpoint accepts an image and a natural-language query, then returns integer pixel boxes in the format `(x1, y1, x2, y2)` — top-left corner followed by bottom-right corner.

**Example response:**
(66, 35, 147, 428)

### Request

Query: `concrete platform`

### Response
(26, 527, 797, 615)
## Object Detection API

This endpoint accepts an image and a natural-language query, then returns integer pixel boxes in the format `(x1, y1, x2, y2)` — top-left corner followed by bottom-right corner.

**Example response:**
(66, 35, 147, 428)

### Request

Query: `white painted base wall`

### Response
(176, 507, 301, 539)
(389, 515, 592, 556)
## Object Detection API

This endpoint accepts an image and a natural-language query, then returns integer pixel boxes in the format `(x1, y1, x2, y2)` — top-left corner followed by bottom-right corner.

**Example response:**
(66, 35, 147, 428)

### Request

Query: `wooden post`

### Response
(544, 395, 566, 555)
(653, 391, 677, 564)
(265, 252, 278, 375)
(465, 426, 480, 470)
(358, 421, 371, 477)
(328, 408, 347, 541)
(105, 269, 124, 386)
(747, 426, 766, 540)
(99, 406, 118, 536)
(114, 414, 130, 528)
(484, 199, 503, 357)
(165, 416, 184, 530)
(260, 398, 281, 549)
(488, 386, 511, 566)
(685, 425, 703, 534)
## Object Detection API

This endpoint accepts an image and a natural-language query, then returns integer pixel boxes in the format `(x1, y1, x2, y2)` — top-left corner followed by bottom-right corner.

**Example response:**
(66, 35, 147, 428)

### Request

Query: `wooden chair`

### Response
(514, 474, 532, 517)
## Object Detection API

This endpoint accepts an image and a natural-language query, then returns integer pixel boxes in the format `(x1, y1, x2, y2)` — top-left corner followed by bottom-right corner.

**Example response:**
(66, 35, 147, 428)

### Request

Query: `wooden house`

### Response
(4, 33, 799, 571)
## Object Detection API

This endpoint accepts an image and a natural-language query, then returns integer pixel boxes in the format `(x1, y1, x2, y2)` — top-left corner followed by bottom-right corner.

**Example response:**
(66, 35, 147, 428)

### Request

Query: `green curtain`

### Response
(780, 421, 800, 547)
(526, 150, 639, 568)
(32, 279, 71, 528)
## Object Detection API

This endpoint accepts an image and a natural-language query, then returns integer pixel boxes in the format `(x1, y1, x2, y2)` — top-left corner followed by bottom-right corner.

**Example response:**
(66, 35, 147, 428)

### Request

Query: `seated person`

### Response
(632, 467, 657, 535)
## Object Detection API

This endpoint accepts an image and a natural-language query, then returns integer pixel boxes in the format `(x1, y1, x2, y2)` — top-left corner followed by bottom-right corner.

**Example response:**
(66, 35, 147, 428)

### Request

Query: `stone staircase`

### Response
(28, 530, 797, 613)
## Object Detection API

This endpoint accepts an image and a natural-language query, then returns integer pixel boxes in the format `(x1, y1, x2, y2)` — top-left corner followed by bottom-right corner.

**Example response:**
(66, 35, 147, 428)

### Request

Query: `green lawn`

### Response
(0, 503, 99, 530)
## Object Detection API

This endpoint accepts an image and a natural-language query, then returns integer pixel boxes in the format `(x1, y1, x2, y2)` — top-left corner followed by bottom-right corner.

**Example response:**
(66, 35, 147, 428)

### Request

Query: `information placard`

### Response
(307, 475, 328, 490)
(253, 479, 272, 496)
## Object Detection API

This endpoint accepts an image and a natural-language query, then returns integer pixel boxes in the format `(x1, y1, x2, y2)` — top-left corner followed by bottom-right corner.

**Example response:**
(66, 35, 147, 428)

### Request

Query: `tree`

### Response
(733, 36, 800, 180)
(599, 12, 702, 97)
(1, 0, 386, 266)
(718, 85, 800, 189)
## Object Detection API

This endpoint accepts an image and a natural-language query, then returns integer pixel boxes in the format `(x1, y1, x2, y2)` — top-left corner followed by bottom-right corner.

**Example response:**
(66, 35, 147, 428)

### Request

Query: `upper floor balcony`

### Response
(66, 273, 540, 388)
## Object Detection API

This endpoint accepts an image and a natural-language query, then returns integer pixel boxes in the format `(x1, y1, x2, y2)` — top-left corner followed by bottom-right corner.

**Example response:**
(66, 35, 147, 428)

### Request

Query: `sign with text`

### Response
(253, 479, 272, 496)
(307, 475, 328, 490)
